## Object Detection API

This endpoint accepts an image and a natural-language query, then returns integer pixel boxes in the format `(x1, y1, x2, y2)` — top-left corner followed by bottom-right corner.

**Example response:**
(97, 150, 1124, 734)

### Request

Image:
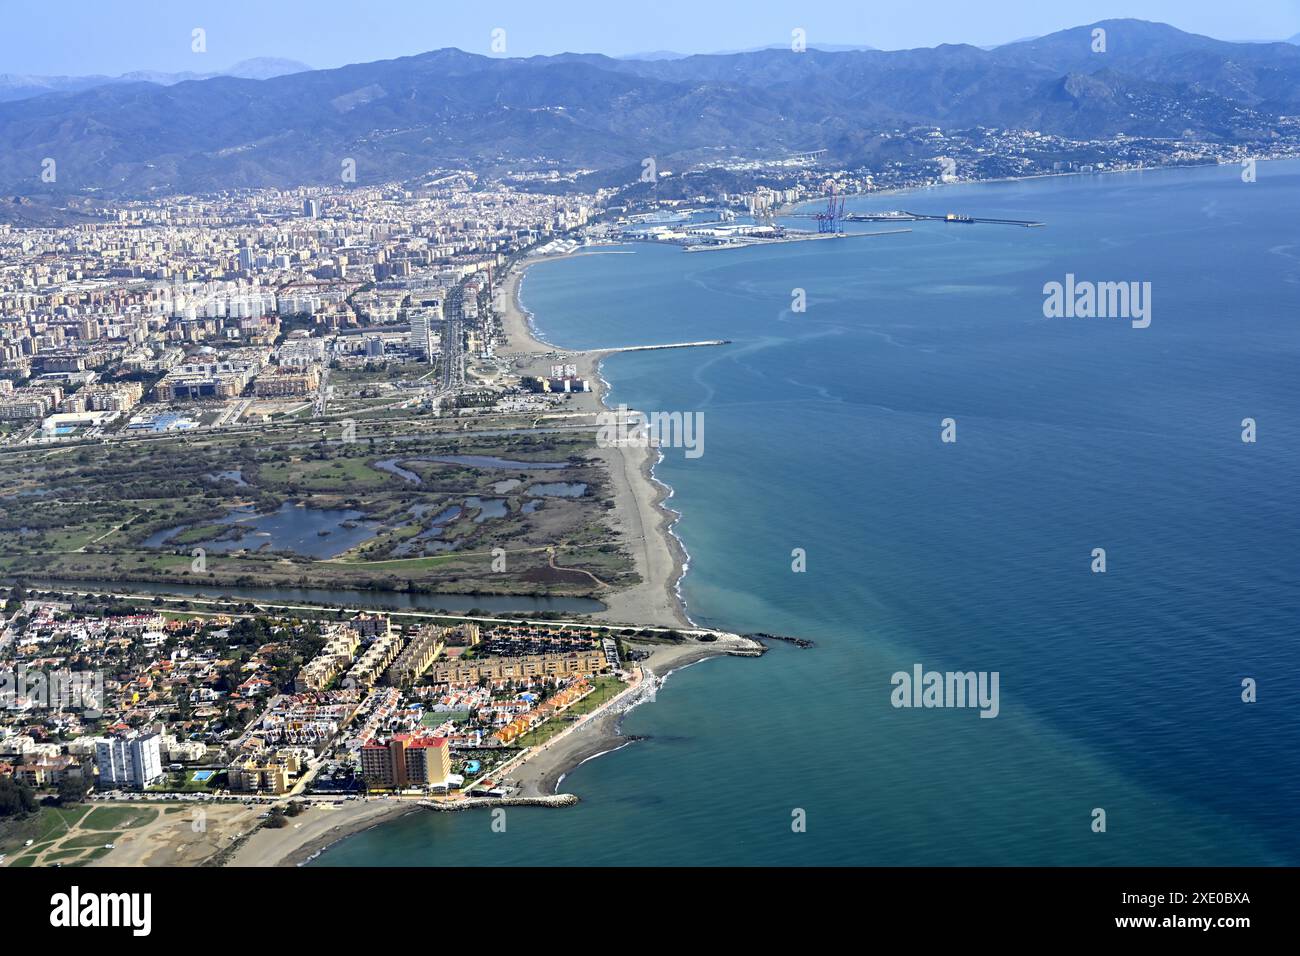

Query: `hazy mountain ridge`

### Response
(0, 58, 312, 103)
(1, 19, 1296, 197)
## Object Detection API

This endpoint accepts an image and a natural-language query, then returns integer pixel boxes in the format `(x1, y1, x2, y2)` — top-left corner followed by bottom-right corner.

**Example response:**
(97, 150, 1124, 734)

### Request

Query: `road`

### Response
(26, 583, 733, 638)
(439, 283, 466, 395)
(312, 365, 331, 417)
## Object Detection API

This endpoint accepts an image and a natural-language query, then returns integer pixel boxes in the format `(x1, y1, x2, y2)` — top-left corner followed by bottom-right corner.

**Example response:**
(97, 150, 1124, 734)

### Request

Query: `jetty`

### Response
(591, 340, 730, 354)
(748, 631, 816, 649)
(681, 228, 910, 252)
(846, 210, 1045, 227)
(418, 794, 579, 811)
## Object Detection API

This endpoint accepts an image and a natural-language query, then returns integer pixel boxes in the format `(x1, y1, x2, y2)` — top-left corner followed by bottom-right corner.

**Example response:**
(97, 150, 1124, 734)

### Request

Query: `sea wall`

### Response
(420, 794, 579, 811)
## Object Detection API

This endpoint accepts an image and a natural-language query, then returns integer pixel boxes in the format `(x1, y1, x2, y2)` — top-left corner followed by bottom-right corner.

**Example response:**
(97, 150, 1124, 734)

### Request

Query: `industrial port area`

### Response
(610, 189, 1045, 252)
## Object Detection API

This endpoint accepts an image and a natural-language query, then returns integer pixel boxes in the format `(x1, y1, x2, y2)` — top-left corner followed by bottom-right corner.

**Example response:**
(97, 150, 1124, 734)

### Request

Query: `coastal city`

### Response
(0, 175, 603, 437)
(1, 122, 1297, 869)
(5, 121, 1299, 440)
(0, 6, 1296, 930)
(0, 163, 777, 867)
(1, 586, 741, 866)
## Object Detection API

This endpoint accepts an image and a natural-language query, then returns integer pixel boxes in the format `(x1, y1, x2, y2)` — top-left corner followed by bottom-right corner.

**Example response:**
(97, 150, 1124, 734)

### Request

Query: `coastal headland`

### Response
(220, 629, 762, 867)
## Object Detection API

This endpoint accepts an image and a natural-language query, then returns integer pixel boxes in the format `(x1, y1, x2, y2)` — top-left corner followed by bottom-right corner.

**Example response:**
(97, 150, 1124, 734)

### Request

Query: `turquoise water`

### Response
(317, 162, 1300, 866)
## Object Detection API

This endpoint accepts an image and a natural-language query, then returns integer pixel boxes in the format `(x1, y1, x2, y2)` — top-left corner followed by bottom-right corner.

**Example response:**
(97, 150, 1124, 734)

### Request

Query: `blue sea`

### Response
(317, 161, 1300, 866)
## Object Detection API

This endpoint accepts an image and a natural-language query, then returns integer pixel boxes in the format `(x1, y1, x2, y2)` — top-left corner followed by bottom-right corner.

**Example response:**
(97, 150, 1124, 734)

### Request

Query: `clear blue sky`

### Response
(3, 0, 1297, 75)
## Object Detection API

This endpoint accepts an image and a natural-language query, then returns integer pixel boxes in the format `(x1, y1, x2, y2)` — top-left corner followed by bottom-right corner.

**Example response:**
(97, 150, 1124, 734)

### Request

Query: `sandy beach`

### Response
(496, 250, 691, 629)
(217, 630, 761, 867)
(225, 798, 420, 867)
(85, 802, 267, 867)
(506, 633, 763, 798)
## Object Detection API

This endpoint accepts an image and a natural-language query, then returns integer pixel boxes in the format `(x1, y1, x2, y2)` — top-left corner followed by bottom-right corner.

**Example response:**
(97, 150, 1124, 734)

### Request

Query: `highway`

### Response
(312, 365, 331, 418)
(438, 282, 466, 395)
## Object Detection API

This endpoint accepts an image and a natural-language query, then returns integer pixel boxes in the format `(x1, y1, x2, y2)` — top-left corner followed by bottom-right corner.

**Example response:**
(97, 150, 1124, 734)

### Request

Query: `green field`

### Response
(78, 805, 158, 831)
(0, 803, 159, 868)
(0, 805, 89, 856)
(0, 428, 633, 599)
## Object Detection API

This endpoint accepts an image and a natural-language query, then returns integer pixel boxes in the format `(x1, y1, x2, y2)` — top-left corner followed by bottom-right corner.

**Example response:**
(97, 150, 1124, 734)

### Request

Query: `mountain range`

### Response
(0, 58, 312, 104)
(2, 20, 1298, 199)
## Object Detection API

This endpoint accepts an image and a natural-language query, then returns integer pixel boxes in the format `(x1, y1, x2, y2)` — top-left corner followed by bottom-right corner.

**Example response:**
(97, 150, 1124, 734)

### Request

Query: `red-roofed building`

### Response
(359, 733, 450, 789)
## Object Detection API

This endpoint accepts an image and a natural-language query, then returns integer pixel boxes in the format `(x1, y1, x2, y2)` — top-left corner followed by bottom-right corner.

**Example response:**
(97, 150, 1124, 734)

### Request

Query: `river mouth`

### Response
(15, 577, 608, 615)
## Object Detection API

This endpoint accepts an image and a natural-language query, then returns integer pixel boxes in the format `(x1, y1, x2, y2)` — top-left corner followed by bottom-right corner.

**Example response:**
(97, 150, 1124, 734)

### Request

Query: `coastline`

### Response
(775, 159, 1233, 216)
(475, 256, 768, 810)
(224, 633, 761, 867)
(506, 634, 761, 798)
(216, 247, 764, 867)
(496, 250, 692, 630)
(225, 799, 421, 868)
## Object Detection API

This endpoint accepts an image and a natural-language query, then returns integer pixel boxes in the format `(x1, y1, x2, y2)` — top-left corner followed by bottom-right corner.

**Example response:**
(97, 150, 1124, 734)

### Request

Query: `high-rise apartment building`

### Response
(95, 732, 164, 790)
(359, 735, 451, 789)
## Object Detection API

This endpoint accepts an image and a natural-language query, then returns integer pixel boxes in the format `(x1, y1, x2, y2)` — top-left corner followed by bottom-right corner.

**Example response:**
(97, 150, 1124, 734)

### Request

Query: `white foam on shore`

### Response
(547, 659, 714, 794)
(554, 738, 639, 794)
(513, 270, 552, 347)
(595, 357, 614, 403)
(516, 255, 697, 629)
(650, 451, 696, 627)
(656, 656, 709, 688)
(634, 439, 697, 627)
(591, 347, 696, 628)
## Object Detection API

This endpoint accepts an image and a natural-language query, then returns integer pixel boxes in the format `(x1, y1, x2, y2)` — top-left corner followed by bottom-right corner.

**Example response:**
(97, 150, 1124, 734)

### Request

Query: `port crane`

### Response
(814, 186, 846, 233)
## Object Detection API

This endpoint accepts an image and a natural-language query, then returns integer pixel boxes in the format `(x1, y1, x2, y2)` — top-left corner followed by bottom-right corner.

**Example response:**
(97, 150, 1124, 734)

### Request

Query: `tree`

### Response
(55, 774, 88, 806)
(4, 579, 28, 614)
(264, 807, 289, 829)
(0, 776, 37, 818)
